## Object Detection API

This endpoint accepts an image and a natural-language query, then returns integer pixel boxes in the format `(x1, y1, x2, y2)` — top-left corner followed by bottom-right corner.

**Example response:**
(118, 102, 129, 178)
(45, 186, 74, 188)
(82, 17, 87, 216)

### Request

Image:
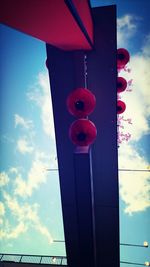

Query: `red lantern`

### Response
(69, 119, 97, 146)
(117, 77, 127, 93)
(66, 88, 96, 118)
(117, 48, 130, 70)
(117, 100, 126, 114)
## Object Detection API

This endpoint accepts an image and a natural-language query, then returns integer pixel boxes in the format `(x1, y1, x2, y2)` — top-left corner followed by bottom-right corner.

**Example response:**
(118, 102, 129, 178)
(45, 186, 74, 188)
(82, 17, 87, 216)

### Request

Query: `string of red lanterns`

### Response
(66, 87, 97, 147)
(117, 48, 133, 146)
(117, 48, 130, 114)
(45, 57, 97, 148)
(46, 49, 130, 147)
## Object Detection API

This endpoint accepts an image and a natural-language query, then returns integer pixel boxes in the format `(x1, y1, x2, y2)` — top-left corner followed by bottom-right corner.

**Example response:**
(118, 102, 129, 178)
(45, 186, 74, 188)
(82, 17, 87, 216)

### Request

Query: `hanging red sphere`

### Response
(117, 77, 127, 93)
(117, 48, 130, 70)
(66, 88, 96, 118)
(69, 119, 97, 146)
(117, 100, 126, 114)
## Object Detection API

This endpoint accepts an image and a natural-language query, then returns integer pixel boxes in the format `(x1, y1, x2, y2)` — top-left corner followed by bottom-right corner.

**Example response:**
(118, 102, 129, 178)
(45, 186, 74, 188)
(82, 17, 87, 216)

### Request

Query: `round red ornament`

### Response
(117, 77, 127, 93)
(117, 48, 130, 70)
(117, 100, 126, 114)
(66, 88, 96, 118)
(69, 119, 97, 146)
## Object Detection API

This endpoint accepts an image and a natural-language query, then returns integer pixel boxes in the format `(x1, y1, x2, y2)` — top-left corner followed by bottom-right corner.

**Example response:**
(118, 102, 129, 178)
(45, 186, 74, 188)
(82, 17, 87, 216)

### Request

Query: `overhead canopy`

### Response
(0, 0, 93, 50)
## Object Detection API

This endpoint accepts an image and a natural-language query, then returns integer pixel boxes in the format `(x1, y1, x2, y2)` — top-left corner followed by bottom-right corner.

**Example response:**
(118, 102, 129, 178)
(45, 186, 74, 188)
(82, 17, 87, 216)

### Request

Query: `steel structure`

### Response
(47, 5, 119, 267)
(0, 2, 119, 267)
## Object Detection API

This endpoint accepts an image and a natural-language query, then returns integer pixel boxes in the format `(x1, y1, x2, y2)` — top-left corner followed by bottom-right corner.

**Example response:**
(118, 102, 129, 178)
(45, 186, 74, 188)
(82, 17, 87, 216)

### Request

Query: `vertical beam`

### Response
(88, 5, 119, 267)
(46, 5, 119, 267)
(73, 152, 96, 266)
(46, 46, 95, 266)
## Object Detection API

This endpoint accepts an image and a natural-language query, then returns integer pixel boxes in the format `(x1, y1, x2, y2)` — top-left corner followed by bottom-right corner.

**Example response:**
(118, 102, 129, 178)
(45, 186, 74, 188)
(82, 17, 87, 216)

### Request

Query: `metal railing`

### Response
(0, 254, 67, 265)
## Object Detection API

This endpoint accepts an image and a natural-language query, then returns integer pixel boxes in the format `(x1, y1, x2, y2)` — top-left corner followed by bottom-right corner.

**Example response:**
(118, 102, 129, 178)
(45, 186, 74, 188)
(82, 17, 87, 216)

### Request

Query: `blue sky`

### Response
(0, 0, 150, 265)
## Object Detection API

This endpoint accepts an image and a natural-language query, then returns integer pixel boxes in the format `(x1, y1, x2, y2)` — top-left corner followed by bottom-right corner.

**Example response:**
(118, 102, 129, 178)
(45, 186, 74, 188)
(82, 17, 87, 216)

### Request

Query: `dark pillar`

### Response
(46, 5, 119, 267)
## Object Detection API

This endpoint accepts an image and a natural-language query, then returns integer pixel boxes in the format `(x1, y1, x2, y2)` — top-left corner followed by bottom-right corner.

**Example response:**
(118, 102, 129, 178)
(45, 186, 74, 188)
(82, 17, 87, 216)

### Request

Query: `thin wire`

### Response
(119, 169, 150, 172)
(120, 261, 146, 266)
(46, 169, 58, 171)
(46, 168, 150, 172)
(84, 54, 88, 88)
(53, 241, 148, 248)
(120, 243, 148, 248)
(53, 240, 65, 242)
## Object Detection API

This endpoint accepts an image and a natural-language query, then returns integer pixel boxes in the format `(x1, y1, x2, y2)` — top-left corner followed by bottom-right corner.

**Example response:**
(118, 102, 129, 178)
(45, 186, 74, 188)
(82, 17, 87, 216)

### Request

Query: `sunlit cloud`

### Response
(17, 137, 34, 154)
(9, 167, 18, 174)
(27, 72, 55, 140)
(3, 192, 38, 223)
(117, 14, 140, 47)
(36, 224, 53, 244)
(142, 33, 150, 55)
(119, 144, 150, 215)
(119, 33, 150, 141)
(1, 192, 53, 243)
(14, 151, 50, 197)
(14, 114, 33, 130)
(0, 222, 27, 240)
(0, 202, 5, 216)
(0, 172, 9, 187)
(118, 29, 150, 214)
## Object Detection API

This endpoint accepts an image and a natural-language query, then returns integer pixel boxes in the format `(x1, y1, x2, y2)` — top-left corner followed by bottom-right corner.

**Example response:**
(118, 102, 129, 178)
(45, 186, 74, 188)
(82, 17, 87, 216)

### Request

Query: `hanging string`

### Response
(84, 53, 88, 88)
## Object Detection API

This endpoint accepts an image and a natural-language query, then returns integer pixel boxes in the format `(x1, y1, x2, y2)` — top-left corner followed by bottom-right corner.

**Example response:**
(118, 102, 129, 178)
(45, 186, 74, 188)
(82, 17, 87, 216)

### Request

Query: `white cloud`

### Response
(27, 72, 55, 140)
(118, 33, 150, 214)
(0, 202, 5, 225)
(117, 15, 139, 47)
(0, 221, 27, 239)
(119, 144, 150, 215)
(3, 192, 38, 222)
(7, 223, 27, 239)
(119, 34, 150, 141)
(1, 192, 53, 243)
(14, 174, 27, 196)
(17, 137, 34, 154)
(0, 219, 3, 225)
(14, 114, 33, 130)
(14, 152, 50, 197)
(142, 34, 150, 56)
(0, 202, 5, 216)
(0, 172, 9, 187)
(9, 167, 18, 174)
(36, 224, 53, 244)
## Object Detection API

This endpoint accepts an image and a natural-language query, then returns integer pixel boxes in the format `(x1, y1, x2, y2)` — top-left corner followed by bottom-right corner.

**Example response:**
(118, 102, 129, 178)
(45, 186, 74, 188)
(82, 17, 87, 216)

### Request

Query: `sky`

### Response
(0, 0, 150, 265)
